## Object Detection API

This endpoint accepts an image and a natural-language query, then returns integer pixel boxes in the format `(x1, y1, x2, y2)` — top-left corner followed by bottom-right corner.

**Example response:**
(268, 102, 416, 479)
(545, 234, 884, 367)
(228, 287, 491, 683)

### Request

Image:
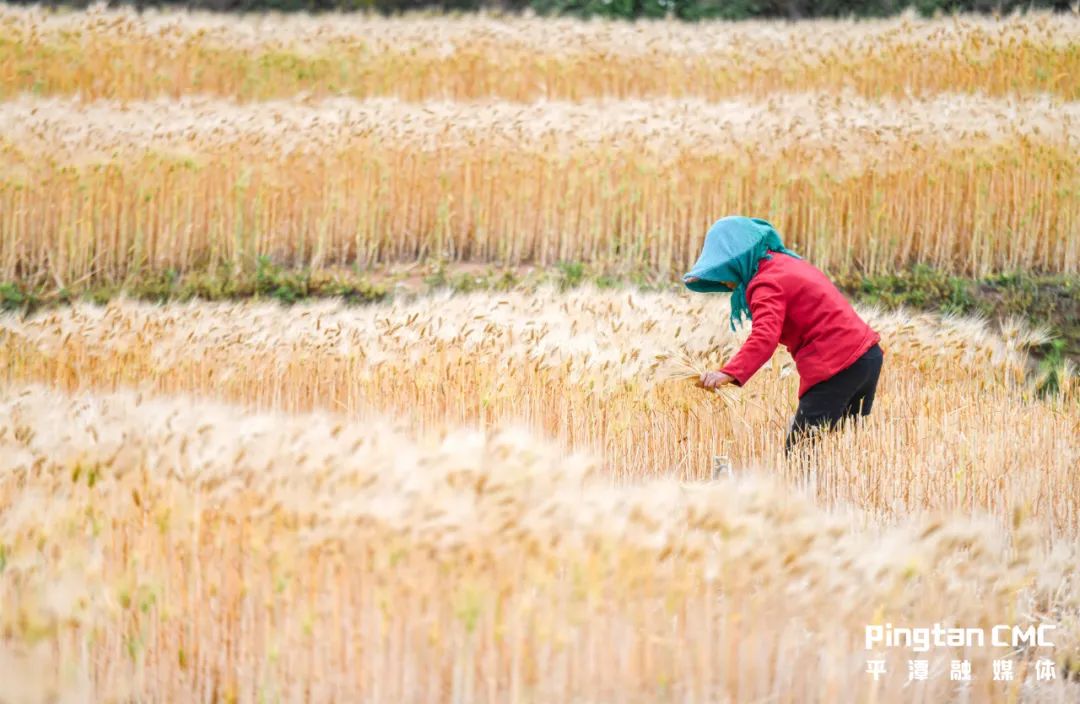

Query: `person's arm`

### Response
(717, 278, 785, 387)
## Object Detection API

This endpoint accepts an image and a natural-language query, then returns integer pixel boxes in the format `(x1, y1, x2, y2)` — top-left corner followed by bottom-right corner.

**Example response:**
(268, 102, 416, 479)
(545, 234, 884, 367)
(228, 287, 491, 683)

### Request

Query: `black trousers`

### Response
(785, 344, 883, 453)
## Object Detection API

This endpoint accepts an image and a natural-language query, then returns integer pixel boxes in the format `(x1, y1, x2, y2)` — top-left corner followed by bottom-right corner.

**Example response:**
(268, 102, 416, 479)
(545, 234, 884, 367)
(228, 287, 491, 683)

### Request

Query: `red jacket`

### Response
(719, 253, 881, 398)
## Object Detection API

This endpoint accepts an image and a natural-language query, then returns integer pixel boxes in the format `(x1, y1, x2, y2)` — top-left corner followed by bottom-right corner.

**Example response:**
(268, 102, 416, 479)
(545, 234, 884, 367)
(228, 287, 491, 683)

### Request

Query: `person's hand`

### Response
(697, 371, 734, 390)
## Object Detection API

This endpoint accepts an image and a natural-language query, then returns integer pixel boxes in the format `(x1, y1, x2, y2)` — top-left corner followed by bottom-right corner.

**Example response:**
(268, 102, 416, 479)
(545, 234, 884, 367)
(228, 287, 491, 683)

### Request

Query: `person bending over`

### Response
(683, 216, 883, 453)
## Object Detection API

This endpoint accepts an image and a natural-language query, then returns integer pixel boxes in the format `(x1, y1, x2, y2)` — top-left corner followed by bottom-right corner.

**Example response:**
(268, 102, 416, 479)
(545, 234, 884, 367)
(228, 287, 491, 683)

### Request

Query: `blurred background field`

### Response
(1, 7, 1077, 358)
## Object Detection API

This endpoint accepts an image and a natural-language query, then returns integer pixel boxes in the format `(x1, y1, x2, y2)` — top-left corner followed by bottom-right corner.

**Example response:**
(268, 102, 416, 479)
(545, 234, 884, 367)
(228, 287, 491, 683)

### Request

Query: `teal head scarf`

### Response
(682, 216, 801, 331)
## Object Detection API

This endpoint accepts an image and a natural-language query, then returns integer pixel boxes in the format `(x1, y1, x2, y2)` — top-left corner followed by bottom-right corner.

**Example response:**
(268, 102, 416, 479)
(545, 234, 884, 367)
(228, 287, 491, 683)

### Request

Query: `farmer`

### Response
(682, 216, 883, 453)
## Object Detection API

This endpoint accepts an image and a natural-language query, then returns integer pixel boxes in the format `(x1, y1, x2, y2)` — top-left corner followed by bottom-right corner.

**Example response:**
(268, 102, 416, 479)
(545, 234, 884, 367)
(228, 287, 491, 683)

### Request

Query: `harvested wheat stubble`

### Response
(1, 289, 1075, 538)
(0, 385, 1076, 702)
(0, 6, 1077, 101)
(1, 93, 1076, 282)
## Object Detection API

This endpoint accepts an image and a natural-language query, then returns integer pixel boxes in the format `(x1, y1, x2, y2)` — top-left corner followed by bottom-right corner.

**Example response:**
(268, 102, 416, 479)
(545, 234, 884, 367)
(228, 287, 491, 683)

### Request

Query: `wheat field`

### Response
(1, 4, 1080, 703)
(2, 92, 1077, 282)
(0, 8, 1078, 284)
(0, 292, 1078, 702)
(0, 385, 1073, 703)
